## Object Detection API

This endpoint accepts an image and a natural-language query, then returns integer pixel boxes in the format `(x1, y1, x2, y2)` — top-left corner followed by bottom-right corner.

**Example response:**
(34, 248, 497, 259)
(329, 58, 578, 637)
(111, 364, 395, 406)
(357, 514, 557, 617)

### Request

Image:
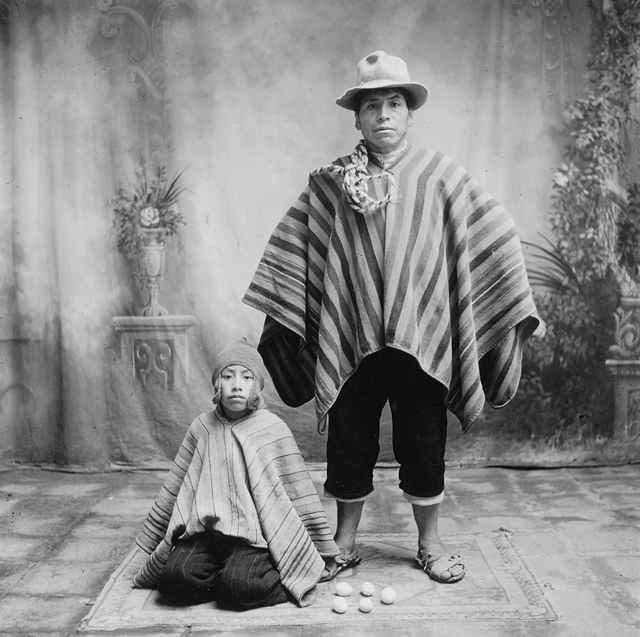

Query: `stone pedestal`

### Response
(605, 360, 640, 438)
(113, 315, 196, 390)
(606, 296, 640, 438)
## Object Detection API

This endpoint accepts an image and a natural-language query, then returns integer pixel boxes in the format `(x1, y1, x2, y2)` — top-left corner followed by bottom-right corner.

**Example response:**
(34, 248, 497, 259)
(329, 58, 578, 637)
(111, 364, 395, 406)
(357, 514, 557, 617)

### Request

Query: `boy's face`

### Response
(219, 364, 254, 420)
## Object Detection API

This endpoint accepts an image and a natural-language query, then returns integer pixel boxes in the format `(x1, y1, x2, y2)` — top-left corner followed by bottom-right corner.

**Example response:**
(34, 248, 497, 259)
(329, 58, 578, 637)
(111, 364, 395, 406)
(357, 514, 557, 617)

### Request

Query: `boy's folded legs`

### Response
(157, 531, 288, 608)
(217, 541, 289, 609)
(157, 532, 228, 604)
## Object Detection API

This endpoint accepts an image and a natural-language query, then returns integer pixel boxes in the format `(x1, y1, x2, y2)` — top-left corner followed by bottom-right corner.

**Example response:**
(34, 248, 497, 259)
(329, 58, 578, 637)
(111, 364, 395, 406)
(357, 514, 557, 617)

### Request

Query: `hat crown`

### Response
(356, 51, 411, 87)
(335, 50, 428, 111)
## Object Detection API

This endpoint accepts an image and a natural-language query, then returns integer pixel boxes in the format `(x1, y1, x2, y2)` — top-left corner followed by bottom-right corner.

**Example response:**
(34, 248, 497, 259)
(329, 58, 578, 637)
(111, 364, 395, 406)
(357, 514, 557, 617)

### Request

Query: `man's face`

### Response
(219, 364, 254, 419)
(355, 89, 413, 154)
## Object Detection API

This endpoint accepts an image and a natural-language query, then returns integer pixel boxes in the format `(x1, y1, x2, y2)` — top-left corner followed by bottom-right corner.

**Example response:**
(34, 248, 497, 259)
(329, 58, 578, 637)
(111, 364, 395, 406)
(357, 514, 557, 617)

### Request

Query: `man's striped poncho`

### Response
(132, 409, 339, 606)
(243, 145, 540, 432)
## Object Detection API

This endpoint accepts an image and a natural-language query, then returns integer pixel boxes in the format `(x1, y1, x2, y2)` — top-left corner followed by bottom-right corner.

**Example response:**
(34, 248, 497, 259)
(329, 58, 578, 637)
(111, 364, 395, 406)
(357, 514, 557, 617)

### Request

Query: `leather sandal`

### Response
(415, 549, 465, 583)
(319, 552, 362, 583)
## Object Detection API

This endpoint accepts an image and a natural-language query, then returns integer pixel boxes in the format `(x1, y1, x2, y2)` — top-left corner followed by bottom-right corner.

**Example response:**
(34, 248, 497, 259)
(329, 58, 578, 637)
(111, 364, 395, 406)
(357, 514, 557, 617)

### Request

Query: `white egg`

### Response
(381, 587, 397, 604)
(335, 581, 353, 597)
(359, 597, 374, 613)
(333, 596, 348, 613)
(361, 581, 375, 596)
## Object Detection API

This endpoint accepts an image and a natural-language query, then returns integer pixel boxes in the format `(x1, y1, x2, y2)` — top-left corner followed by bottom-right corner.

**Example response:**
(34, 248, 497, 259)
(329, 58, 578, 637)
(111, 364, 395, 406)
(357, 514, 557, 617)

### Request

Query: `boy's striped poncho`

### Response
(243, 145, 540, 431)
(132, 409, 339, 607)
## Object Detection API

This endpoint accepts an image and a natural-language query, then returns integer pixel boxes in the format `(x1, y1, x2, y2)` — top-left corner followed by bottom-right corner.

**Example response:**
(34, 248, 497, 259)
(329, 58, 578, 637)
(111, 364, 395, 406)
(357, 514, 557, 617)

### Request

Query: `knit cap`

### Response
(211, 343, 268, 411)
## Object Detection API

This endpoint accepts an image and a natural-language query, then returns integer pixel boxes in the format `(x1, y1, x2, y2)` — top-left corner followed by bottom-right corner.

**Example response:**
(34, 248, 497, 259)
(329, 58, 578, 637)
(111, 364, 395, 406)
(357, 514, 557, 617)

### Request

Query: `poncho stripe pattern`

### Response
(244, 146, 539, 431)
(133, 410, 339, 607)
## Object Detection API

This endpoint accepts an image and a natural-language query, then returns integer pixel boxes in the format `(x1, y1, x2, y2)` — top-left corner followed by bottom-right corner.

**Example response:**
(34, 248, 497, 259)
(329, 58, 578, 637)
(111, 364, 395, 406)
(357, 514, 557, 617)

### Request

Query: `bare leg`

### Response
(319, 500, 363, 582)
(412, 502, 445, 555)
(334, 500, 364, 558)
(412, 503, 464, 581)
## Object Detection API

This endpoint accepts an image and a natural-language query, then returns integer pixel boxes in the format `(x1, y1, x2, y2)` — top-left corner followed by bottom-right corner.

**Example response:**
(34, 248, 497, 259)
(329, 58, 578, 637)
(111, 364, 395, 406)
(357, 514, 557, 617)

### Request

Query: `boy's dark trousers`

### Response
(157, 531, 289, 609)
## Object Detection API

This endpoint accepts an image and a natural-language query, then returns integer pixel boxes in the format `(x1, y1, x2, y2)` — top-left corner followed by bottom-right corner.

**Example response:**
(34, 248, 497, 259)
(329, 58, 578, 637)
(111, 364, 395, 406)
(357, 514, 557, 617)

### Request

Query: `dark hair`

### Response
(353, 86, 413, 113)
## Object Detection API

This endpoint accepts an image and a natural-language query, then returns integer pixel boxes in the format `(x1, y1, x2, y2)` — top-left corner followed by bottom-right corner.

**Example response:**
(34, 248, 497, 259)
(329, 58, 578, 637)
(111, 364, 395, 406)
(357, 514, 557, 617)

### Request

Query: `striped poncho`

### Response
(133, 408, 339, 606)
(243, 144, 539, 432)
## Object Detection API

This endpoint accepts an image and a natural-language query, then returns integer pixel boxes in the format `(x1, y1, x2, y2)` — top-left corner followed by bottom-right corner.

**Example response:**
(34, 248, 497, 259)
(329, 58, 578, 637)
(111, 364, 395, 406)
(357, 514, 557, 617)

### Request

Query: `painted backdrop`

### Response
(0, 0, 592, 468)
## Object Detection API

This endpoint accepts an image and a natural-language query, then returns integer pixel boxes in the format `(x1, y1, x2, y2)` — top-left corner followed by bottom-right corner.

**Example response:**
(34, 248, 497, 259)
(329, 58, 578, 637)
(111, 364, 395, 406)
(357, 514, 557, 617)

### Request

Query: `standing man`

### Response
(243, 51, 539, 583)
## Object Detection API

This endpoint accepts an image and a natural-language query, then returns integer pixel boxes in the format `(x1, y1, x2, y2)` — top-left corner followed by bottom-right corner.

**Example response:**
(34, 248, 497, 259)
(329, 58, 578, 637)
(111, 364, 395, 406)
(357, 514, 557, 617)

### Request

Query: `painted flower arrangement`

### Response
(112, 165, 186, 283)
(112, 165, 187, 315)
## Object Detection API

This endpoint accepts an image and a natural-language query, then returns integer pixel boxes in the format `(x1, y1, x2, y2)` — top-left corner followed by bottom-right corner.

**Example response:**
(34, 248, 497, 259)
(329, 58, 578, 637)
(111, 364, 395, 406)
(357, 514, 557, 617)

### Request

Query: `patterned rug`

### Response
(79, 531, 556, 631)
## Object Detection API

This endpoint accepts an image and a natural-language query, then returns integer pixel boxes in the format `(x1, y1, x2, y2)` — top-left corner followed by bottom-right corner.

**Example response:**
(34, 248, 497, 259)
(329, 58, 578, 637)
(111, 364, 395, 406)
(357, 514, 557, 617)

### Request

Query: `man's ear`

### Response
(355, 113, 361, 131)
(407, 110, 414, 127)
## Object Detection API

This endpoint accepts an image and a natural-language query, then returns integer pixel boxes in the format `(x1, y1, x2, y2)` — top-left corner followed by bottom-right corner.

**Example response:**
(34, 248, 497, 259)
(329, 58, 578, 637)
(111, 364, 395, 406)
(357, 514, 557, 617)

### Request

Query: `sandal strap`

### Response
(336, 552, 360, 567)
(430, 554, 463, 569)
(415, 551, 463, 571)
(319, 552, 362, 583)
(415, 550, 430, 570)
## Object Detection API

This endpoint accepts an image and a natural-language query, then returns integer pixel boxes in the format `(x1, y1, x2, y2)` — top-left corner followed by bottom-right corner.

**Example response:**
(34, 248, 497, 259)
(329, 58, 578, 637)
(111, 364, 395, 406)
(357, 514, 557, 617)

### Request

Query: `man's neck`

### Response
(368, 140, 408, 168)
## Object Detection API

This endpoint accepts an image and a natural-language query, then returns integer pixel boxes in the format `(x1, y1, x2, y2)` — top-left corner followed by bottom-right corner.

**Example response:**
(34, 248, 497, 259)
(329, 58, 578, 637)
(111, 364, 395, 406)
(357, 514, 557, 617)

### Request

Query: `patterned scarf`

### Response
(309, 139, 396, 215)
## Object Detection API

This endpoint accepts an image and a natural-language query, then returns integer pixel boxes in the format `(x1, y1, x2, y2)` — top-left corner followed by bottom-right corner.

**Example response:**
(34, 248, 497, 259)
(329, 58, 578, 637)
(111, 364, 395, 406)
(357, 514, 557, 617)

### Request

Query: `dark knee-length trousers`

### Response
(324, 348, 448, 500)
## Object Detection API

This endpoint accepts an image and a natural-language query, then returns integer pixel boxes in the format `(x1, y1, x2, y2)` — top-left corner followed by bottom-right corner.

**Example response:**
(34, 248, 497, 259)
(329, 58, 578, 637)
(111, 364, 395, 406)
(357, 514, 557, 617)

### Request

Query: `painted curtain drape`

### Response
(0, 0, 592, 468)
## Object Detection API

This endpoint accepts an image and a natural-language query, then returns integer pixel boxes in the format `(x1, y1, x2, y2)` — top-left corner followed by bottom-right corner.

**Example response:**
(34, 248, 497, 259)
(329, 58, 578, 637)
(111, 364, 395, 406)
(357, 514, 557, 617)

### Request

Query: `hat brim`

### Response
(336, 80, 428, 111)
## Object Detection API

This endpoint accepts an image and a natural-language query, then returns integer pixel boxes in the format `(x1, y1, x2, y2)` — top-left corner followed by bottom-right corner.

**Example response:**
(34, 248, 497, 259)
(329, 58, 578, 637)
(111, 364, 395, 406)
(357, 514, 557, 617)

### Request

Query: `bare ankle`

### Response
(418, 535, 446, 555)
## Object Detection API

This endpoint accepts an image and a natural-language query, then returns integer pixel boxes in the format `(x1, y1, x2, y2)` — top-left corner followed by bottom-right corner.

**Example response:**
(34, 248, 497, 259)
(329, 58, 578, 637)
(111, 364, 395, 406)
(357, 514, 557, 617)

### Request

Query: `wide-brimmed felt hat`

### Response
(336, 51, 428, 111)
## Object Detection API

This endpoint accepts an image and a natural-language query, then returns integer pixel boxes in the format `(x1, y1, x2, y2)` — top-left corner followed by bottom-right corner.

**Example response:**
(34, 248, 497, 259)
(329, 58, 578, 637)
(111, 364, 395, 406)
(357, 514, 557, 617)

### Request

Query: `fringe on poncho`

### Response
(132, 409, 339, 607)
(243, 145, 540, 432)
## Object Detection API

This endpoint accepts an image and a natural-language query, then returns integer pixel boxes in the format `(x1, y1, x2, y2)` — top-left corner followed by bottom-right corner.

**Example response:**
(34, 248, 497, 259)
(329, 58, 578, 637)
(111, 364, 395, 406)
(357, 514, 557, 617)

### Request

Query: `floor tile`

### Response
(0, 594, 90, 632)
(10, 561, 117, 596)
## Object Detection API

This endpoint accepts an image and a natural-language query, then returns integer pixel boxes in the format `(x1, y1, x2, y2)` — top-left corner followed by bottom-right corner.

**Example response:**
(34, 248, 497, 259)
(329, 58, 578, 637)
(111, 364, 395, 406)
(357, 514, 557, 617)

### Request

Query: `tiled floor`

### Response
(0, 464, 639, 636)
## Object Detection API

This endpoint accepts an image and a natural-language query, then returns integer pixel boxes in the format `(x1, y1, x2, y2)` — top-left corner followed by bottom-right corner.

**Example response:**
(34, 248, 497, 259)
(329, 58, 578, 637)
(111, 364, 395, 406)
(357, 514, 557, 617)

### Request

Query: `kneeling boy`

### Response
(132, 343, 339, 608)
